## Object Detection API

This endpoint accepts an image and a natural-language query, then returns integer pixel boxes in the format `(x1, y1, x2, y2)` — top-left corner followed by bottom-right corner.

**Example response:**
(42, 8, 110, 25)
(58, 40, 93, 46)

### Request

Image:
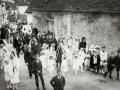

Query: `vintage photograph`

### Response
(0, 0, 120, 90)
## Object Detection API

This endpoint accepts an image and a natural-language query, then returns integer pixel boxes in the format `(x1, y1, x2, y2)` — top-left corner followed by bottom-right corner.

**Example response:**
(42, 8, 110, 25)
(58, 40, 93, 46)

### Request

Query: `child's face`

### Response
(93, 51, 96, 55)
(49, 57, 53, 60)
(102, 48, 106, 52)
(5, 61, 9, 65)
(75, 56, 78, 59)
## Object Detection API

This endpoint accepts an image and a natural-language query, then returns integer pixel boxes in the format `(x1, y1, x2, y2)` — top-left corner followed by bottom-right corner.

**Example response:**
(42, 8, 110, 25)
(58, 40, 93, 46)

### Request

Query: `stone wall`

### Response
(33, 11, 120, 55)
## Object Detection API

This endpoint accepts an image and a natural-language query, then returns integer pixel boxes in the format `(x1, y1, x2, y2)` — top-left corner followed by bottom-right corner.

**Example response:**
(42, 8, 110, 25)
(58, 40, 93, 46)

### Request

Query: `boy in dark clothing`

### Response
(114, 49, 120, 80)
(104, 52, 115, 79)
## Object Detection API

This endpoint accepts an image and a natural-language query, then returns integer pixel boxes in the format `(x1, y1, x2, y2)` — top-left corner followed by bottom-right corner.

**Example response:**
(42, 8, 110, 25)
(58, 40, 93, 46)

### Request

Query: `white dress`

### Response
(66, 48, 73, 60)
(11, 68, 20, 84)
(84, 54, 90, 66)
(0, 48, 3, 68)
(4, 63, 13, 81)
(61, 60, 68, 72)
(100, 51, 107, 66)
(78, 51, 85, 67)
(72, 58, 79, 71)
(11, 56, 20, 69)
(40, 56, 47, 69)
(47, 60, 54, 71)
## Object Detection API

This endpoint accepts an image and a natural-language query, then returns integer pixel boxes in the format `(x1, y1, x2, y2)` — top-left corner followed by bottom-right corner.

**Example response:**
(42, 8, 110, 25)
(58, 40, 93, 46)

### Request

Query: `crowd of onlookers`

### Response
(0, 23, 120, 90)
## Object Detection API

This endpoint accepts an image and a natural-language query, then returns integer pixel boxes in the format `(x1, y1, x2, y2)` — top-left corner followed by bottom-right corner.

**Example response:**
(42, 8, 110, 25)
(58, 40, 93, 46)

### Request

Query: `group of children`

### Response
(38, 35, 108, 78)
(0, 44, 20, 90)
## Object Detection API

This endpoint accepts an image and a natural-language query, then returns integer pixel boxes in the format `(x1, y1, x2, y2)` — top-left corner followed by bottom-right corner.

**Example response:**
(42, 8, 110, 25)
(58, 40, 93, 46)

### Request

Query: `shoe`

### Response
(116, 78, 119, 80)
(37, 87, 40, 90)
(109, 76, 113, 79)
(104, 72, 107, 78)
(15, 87, 18, 89)
(43, 87, 46, 90)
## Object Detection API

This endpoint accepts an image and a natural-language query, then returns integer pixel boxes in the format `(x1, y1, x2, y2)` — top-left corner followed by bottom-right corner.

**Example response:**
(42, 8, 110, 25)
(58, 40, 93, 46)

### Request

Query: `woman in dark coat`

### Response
(1, 26, 7, 39)
(79, 37, 87, 53)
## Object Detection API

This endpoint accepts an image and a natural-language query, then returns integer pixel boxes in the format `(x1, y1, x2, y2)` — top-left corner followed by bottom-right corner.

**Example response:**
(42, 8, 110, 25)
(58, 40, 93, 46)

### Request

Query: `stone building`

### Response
(29, 0, 120, 54)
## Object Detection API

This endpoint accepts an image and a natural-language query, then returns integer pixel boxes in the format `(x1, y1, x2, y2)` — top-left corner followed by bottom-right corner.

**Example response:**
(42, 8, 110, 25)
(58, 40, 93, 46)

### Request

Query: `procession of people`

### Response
(0, 24, 120, 90)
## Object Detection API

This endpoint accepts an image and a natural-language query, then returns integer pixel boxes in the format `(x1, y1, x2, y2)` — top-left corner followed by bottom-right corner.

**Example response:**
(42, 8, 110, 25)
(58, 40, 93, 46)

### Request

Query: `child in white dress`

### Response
(47, 56, 55, 78)
(84, 50, 91, 70)
(61, 52, 68, 77)
(4, 60, 13, 89)
(11, 66, 20, 90)
(78, 48, 86, 72)
(66, 46, 73, 66)
(49, 43, 56, 60)
(100, 46, 107, 74)
(72, 55, 79, 76)
(2, 46, 10, 69)
(40, 52, 47, 74)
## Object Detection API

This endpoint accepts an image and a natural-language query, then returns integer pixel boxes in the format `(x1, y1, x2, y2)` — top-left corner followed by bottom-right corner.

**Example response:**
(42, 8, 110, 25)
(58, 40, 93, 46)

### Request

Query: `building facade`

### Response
(33, 10, 120, 54)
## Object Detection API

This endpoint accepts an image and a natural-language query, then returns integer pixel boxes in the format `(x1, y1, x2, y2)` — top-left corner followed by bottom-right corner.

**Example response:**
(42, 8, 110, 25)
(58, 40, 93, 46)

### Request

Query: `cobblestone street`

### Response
(0, 42, 120, 90)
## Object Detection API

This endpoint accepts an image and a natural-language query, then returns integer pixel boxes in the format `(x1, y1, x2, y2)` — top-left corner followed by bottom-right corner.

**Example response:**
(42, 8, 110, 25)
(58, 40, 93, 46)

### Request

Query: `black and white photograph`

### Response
(0, 0, 120, 90)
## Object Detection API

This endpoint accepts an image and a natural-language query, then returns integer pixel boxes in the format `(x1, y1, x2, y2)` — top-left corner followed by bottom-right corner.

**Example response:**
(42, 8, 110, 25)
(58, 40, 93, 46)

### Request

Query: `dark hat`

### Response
(102, 46, 106, 48)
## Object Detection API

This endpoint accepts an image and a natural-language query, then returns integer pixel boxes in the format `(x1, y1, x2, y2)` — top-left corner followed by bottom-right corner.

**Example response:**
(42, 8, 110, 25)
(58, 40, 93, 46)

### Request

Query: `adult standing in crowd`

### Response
(24, 45, 35, 79)
(32, 27, 38, 38)
(50, 68, 66, 90)
(79, 37, 87, 52)
(0, 25, 7, 39)
(96, 46, 101, 74)
(104, 52, 115, 79)
(114, 49, 120, 80)
(32, 54, 46, 90)
(56, 41, 63, 68)
(32, 41, 41, 55)
(14, 34, 21, 58)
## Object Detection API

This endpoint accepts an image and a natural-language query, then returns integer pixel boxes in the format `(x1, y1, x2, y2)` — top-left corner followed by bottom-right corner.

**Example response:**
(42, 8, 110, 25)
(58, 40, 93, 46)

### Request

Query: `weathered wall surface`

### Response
(33, 11, 120, 54)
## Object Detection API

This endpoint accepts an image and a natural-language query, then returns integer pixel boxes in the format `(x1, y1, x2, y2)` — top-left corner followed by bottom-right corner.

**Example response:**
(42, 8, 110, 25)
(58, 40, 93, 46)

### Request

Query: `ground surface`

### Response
(0, 41, 120, 90)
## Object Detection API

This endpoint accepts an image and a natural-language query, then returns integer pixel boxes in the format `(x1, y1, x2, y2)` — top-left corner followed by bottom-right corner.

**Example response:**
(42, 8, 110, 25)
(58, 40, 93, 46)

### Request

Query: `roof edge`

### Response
(32, 8, 120, 13)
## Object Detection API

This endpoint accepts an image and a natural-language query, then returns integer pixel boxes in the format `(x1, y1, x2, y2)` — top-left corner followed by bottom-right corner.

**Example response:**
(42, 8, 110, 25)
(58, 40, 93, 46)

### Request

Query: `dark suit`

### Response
(56, 47, 63, 67)
(32, 45, 41, 55)
(14, 37, 21, 57)
(107, 56, 115, 71)
(24, 50, 35, 77)
(32, 60, 45, 88)
(114, 55, 120, 79)
(0, 39, 5, 45)
(97, 54, 101, 73)
(50, 75, 65, 90)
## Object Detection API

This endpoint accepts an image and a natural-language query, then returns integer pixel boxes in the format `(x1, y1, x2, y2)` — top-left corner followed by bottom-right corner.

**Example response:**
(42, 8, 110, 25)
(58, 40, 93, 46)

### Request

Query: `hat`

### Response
(95, 46, 100, 49)
(49, 55, 54, 58)
(92, 49, 96, 52)
(102, 46, 106, 48)
(74, 54, 78, 57)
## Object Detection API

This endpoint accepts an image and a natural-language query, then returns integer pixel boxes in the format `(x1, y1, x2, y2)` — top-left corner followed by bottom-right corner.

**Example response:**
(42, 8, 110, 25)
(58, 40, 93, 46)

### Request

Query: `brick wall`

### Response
(33, 11, 120, 55)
